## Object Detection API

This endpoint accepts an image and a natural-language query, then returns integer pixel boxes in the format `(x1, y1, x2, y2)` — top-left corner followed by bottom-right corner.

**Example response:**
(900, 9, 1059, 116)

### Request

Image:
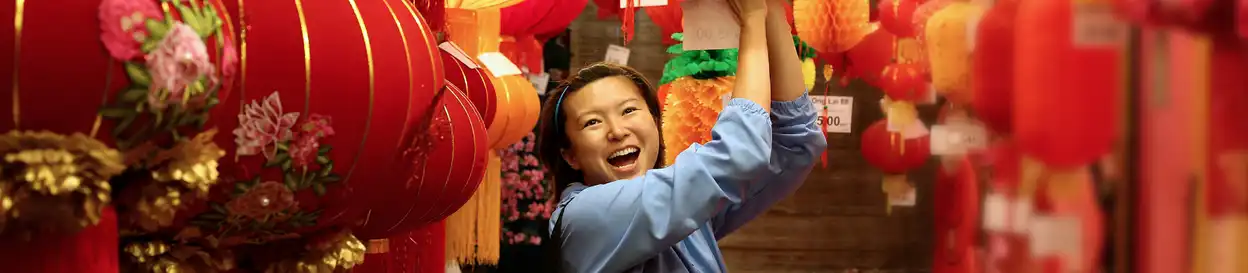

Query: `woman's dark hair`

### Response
(536, 62, 666, 202)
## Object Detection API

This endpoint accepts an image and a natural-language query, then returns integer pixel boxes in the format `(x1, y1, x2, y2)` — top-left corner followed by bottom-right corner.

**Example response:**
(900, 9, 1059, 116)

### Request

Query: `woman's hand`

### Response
(727, 0, 768, 25)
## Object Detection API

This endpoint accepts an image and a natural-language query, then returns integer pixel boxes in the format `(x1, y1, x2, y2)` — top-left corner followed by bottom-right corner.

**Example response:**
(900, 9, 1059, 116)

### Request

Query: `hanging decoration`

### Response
(447, 0, 524, 11)
(933, 157, 979, 273)
(501, 0, 558, 72)
(794, 0, 873, 55)
(860, 119, 930, 214)
(846, 25, 894, 86)
(411, 0, 447, 34)
(878, 0, 925, 38)
(972, 0, 1019, 134)
(645, 0, 686, 45)
(442, 46, 499, 126)
(923, 2, 983, 105)
(912, 0, 953, 45)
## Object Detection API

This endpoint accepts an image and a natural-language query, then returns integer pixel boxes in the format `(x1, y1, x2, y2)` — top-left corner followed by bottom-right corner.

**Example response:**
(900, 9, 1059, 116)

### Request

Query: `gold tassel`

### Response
(881, 174, 910, 215)
(445, 152, 501, 265)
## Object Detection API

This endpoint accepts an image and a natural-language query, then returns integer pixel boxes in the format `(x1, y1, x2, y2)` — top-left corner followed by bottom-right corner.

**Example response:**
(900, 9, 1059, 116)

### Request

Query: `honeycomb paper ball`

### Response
(660, 76, 736, 166)
(794, 0, 873, 54)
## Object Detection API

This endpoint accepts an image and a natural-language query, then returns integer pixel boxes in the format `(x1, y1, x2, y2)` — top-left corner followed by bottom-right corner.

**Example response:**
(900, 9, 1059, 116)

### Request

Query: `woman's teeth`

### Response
(609, 147, 639, 159)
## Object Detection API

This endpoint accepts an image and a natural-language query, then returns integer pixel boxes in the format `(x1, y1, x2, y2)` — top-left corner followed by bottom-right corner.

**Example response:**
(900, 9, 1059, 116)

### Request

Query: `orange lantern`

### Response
(794, 0, 873, 55)
(442, 46, 498, 127)
(972, 0, 1020, 134)
(1014, 0, 1124, 167)
(879, 0, 925, 38)
(924, 2, 983, 105)
(486, 73, 540, 149)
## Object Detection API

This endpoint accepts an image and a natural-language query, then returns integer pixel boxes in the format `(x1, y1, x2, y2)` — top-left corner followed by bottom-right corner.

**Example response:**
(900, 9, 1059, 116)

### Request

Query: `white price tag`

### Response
(888, 187, 917, 207)
(477, 52, 523, 77)
(605, 44, 631, 66)
(900, 119, 929, 139)
(1028, 215, 1083, 269)
(1072, 2, 1128, 47)
(930, 122, 989, 156)
(620, 0, 668, 8)
(811, 95, 854, 133)
(681, 0, 740, 50)
(529, 72, 551, 96)
(439, 42, 479, 69)
(983, 193, 1009, 232)
(1011, 198, 1033, 233)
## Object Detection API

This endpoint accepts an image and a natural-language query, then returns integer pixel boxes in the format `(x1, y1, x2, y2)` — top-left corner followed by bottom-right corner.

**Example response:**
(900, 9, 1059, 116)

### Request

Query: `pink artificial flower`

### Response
(98, 0, 163, 60)
(299, 114, 335, 138)
(523, 155, 540, 167)
(146, 22, 214, 109)
(528, 236, 542, 245)
(234, 92, 300, 159)
(220, 37, 240, 88)
(288, 135, 320, 169)
(524, 140, 535, 152)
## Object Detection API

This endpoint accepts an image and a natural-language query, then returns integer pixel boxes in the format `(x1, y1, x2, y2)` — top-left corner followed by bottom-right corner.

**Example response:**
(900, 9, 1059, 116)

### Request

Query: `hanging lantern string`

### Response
(622, 0, 637, 45)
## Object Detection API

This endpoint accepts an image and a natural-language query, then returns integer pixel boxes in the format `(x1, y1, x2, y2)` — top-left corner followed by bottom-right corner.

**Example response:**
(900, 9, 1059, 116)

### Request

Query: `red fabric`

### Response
(595, 0, 622, 19)
(500, 36, 545, 73)
(501, 0, 558, 36)
(933, 158, 979, 272)
(0, 207, 119, 273)
(351, 221, 446, 273)
(971, 0, 1019, 135)
(644, 2, 683, 45)
(1206, 38, 1248, 216)
(1014, 0, 1120, 168)
(530, 0, 589, 38)
(860, 119, 929, 173)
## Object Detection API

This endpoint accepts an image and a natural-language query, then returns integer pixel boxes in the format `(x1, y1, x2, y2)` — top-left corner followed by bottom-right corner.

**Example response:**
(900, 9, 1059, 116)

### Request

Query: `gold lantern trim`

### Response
(0, 131, 125, 236)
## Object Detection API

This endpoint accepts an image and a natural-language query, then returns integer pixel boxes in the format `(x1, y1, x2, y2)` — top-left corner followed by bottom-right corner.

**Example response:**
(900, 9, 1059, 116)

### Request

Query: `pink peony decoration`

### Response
(234, 92, 300, 159)
(145, 22, 214, 109)
(99, 0, 164, 60)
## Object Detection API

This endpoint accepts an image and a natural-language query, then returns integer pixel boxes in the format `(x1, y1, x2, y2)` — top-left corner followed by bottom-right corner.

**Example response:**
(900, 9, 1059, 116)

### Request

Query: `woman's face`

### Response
(560, 76, 661, 185)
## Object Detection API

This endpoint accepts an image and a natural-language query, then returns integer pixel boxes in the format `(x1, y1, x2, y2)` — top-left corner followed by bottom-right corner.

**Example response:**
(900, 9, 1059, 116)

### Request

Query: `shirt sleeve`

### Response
(548, 98, 773, 273)
(710, 92, 827, 238)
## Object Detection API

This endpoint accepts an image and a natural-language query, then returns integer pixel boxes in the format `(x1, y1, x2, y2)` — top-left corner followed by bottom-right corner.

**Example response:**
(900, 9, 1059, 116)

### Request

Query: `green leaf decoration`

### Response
(146, 19, 170, 41)
(125, 63, 152, 87)
(659, 32, 739, 85)
(98, 106, 132, 118)
(312, 184, 327, 196)
(793, 35, 818, 60)
(120, 88, 148, 103)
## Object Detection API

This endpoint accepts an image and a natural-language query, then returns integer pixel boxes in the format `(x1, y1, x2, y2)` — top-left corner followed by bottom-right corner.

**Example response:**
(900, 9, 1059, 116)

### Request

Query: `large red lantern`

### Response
(529, 0, 589, 40)
(861, 119, 930, 173)
(879, 0, 923, 37)
(354, 83, 489, 239)
(972, 0, 1019, 134)
(794, 0, 873, 55)
(1014, 0, 1123, 168)
(1206, 38, 1248, 217)
(501, 0, 556, 71)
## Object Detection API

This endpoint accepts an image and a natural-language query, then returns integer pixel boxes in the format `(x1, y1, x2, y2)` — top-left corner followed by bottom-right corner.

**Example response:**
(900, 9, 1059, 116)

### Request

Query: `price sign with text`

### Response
(681, 0, 740, 50)
(529, 72, 551, 95)
(811, 95, 853, 133)
(930, 122, 988, 155)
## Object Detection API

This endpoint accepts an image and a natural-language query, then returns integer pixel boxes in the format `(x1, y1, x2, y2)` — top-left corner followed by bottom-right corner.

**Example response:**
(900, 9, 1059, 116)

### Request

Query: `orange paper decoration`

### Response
(660, 76, 736, 166)
(794, 0, 873, 54)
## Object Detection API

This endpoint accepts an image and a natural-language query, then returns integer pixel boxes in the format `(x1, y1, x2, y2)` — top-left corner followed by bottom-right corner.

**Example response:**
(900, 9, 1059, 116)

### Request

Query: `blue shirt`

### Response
(549, 93, 826, 273)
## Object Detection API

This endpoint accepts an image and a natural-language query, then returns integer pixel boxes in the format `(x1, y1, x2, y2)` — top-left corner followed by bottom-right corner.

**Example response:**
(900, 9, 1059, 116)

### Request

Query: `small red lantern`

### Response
(972, 0, 1020, 134)
(879, 62, 927, 101)
(879, 0, 923, 37)
(1014, 0, 1123, 168)
(861, 119, 930, 173)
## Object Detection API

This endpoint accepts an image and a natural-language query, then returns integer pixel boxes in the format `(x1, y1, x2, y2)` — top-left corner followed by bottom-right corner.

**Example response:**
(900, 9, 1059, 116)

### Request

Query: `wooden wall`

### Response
(569, 2, 941, 272)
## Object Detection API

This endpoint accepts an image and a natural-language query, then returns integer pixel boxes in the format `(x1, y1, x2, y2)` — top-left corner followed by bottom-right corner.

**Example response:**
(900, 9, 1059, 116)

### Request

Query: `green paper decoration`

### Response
(660, 33, 818, 85)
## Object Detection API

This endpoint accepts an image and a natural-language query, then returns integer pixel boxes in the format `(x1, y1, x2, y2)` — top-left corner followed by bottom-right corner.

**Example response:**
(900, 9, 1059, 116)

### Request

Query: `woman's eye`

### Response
(582, 119, 600, 128)
(623, 107, 639, 115)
